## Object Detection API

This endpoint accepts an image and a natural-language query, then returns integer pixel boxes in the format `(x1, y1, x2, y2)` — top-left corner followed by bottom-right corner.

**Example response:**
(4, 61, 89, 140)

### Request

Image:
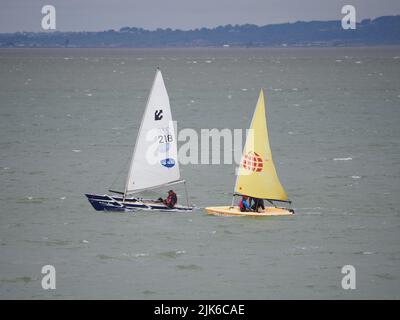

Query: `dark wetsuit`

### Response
(250, 197, 265, 211)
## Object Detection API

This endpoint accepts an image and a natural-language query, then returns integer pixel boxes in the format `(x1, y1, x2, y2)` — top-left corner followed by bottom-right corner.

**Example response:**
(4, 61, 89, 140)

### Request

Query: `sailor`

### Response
(250, 197, 265, 212)
(239, 195, 252, 212)
(160, 190, 177, 208)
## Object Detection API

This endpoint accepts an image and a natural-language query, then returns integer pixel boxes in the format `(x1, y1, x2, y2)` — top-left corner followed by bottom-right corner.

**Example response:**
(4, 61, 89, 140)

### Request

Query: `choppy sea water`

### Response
(0, 47, 399, 299)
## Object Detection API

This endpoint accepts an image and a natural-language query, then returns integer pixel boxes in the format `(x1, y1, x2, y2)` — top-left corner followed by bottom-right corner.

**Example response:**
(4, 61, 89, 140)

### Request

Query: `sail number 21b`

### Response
(158, 134, 173, 143)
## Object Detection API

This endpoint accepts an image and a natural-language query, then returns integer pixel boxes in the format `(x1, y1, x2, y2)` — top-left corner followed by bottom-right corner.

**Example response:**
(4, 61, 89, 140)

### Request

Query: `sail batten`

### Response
(234, 90, 289, 201)
(124, 69, 180, 194)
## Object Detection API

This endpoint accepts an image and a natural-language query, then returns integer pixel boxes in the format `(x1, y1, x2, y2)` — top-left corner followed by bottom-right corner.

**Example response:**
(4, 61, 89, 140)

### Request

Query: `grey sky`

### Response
(1, 0, 400, 32)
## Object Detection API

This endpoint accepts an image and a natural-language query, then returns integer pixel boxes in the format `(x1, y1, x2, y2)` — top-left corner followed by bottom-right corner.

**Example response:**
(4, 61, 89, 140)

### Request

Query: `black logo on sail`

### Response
(155, 109, 163, 121)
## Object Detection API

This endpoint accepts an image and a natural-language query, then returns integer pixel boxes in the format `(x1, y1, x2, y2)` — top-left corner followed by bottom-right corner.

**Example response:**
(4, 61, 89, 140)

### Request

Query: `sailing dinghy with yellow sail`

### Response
(205, 90, 294, 217)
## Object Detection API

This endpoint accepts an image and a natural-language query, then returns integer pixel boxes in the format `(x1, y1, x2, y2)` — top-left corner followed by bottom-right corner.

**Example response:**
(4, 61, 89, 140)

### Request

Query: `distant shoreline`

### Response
(1, 15, 399, 48)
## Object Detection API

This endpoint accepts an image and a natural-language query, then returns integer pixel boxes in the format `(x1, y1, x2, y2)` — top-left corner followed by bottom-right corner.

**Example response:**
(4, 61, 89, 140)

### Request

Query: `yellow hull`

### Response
(205, 206, 294, 217)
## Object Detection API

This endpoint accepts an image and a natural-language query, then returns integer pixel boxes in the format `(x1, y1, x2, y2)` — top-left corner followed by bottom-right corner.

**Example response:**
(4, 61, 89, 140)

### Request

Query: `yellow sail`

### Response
(234, 90, 289, 201)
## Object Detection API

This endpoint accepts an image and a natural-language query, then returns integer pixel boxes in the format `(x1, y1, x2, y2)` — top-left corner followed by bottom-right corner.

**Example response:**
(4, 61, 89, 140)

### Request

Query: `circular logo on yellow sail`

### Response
(241, 151, 263, 172)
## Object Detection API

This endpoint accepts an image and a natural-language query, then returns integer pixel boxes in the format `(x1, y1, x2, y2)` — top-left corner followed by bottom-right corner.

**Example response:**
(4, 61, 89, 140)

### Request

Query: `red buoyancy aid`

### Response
(166, 192, 177, 207)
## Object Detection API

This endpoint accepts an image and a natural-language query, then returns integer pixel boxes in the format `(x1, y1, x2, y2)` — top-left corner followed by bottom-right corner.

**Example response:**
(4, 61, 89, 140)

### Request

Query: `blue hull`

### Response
(85, 194, 193, 212)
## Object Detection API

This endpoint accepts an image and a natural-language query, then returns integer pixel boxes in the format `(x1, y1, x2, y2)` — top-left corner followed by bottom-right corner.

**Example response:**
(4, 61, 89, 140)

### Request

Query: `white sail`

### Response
(125, 69, 180, 194)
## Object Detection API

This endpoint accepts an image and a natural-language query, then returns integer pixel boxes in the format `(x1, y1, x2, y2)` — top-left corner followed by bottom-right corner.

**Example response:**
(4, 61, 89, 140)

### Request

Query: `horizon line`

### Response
(2, 14, 399, 34)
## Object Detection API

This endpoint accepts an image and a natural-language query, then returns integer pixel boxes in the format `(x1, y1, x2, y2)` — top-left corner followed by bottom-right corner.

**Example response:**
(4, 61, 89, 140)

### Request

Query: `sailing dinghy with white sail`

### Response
(86, 68, 193, 212)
